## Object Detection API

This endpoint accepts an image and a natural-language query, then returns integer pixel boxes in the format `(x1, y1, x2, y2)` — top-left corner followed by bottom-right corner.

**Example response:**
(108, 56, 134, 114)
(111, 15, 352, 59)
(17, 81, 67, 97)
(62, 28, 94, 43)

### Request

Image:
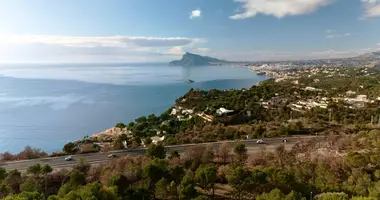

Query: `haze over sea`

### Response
(0, 63, 267, 153)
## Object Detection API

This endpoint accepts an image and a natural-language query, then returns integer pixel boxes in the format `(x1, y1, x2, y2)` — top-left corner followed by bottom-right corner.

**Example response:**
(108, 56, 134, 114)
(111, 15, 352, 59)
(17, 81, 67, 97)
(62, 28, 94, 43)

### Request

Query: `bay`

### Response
(0, 63, 267, 153)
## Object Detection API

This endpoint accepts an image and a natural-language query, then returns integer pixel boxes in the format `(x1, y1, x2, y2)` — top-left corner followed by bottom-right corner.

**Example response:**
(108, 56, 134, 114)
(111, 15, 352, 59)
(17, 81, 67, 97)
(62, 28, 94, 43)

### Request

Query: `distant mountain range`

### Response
(169, 52, 227, 66)
(355, 51, 380, 60)
(169, 51, 380, 67)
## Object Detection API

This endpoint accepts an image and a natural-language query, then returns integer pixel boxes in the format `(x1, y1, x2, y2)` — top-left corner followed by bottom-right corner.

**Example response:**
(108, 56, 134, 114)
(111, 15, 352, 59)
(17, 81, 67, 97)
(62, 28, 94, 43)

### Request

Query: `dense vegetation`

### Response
(2, 130, 380, 199)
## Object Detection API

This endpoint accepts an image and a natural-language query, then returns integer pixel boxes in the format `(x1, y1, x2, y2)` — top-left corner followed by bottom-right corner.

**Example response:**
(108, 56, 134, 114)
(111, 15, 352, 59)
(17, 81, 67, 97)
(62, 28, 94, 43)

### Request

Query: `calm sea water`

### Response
(0, 63, 267, 153)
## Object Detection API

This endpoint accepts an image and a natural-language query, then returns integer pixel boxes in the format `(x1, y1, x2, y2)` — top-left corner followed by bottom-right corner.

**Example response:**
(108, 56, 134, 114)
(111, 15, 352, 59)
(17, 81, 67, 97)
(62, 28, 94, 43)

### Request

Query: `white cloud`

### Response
(229, 0, 333, 19)
(361, 0, 380, 18)
(213, 48, 373, 61)
(326, 33, 351, 39)
(324, 30, 351, 39)
(190, 9, 201, 19)
(0, 34, 207, 62)
(1, 35, 204, 48)
(168, 46, 184, 56)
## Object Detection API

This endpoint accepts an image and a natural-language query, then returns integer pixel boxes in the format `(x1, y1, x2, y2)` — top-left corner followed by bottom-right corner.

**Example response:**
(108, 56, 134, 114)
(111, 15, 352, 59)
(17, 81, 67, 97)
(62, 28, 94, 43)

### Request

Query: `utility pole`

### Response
(371, 115, 374, 125)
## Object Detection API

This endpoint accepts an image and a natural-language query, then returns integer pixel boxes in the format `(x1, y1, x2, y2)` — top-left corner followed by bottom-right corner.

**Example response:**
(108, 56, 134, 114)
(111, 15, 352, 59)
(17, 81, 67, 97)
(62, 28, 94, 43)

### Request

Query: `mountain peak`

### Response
(169, 52, 226, 66)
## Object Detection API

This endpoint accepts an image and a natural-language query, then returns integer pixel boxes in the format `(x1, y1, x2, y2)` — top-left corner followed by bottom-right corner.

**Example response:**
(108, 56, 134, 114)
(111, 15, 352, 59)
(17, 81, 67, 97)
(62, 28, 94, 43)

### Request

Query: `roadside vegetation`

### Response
(2, 130, 380, 199)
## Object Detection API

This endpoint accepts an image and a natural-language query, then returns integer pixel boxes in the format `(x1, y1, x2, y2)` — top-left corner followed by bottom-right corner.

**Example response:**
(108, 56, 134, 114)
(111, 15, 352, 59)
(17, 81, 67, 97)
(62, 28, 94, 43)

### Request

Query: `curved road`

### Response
(0, 136, 319, 173)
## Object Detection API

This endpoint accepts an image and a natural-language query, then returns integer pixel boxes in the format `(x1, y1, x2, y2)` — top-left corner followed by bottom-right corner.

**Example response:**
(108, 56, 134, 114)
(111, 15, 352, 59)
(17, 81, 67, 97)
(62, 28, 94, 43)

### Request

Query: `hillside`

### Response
(169, 52, 227, 66)
(355, 51, 380, 59)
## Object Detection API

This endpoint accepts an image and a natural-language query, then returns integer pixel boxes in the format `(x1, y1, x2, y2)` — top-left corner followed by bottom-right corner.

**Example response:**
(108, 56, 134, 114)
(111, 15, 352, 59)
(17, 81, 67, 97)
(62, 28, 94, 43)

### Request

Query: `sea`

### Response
(0, 63, 267, 153)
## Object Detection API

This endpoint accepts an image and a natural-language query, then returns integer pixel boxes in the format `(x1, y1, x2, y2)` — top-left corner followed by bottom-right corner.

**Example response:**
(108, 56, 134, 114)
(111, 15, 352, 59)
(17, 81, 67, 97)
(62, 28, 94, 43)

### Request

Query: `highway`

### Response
(0, 136, 319, 173)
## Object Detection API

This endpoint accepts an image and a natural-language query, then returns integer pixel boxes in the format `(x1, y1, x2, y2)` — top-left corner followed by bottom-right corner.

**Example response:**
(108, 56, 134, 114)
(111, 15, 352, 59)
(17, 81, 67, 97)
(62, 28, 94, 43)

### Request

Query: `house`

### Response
(181, 109, 194, 115)
(346, 90, 356, 96)
(305, 87, 322, 92)
(216, 108, 234, 115)
(170, 108, 177, 115)
(356, 95, 368, 102)
(151, 136, 165, 144)
(197, 113, 214, 122)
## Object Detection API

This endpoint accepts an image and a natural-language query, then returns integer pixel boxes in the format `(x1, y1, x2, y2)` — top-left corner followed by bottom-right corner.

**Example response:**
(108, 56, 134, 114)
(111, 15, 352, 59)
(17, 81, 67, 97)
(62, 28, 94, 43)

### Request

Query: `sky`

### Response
(0, 0, 379, 62)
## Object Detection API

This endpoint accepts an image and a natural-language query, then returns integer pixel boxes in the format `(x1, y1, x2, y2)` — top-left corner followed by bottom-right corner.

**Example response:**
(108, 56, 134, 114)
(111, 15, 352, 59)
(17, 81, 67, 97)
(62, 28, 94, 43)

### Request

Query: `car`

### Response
(65, 156, 73, 161)
(108, 154, 116, 158)
(282, 139, 288, 143)
(256, 139, 264, 144)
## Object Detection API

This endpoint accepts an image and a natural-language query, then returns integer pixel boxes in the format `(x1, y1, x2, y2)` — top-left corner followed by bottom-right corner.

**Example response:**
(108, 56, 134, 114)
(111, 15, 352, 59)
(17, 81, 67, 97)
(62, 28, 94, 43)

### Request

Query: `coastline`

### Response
(0, 64, 266, 154)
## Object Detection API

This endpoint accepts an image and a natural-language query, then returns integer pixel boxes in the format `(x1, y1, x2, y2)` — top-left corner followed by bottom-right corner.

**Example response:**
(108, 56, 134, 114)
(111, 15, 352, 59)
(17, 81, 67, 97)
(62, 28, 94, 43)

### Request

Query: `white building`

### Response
(346, 90, 356, 96)
(170, 108, 177, 115)
(356, 95, 368, 102)
(181, 109, 194, 115)
(216, 108, 234, 115)
(305, 87, 322, 92)
(151, 136, 165, 144)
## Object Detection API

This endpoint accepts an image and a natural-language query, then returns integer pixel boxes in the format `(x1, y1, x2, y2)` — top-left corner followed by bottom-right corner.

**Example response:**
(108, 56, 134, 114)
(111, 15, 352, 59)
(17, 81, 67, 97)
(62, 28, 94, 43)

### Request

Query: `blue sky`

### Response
(0, 0, 379, 62)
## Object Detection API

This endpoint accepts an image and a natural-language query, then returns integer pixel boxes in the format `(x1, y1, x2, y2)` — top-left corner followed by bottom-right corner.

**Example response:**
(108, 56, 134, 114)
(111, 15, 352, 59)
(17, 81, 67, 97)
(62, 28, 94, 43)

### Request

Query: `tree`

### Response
(146, 143, 166, 159)
(115, 122, 126, 129)
(314, 192, 349, 200)
(195, 165, 217, 196)
(178, 175, 197, 200)
(168, 165, 185, 184)
(344, 152, 369, 169)
(263, 167, 297, 193)
(168, 151, 180, 160)
(155, 178, 177, 200)
(21, 178, 40, 193)
(369, 182, 380, 199)
(256, 189, 306, 200)
(234, 143, 247, 163)
(108, 174, 131, 198)
(59, 182, 118, 200)
(41, 165, 53, 196)
(114, 134, 129, 150)
(227, 166, 253, 200)
(125, 187, 151, 200)
(256, 188, 285, 200)
(155, 178, 169, 200)
(144, 159, 168, 191)
(0, 167, 7, 181)
(3, 191, 44, 200)
(63, 142, 77, 154)
(69, 170, 85, 188)
(218, 142, 231, 164)
(0, 184, 10, 199)
(6, 169, 22, 194)
(26, 164, 43, 193)
(27, 164, 42, 177)
(73, 157, 91, 174)
(285, 191, 306, 200)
